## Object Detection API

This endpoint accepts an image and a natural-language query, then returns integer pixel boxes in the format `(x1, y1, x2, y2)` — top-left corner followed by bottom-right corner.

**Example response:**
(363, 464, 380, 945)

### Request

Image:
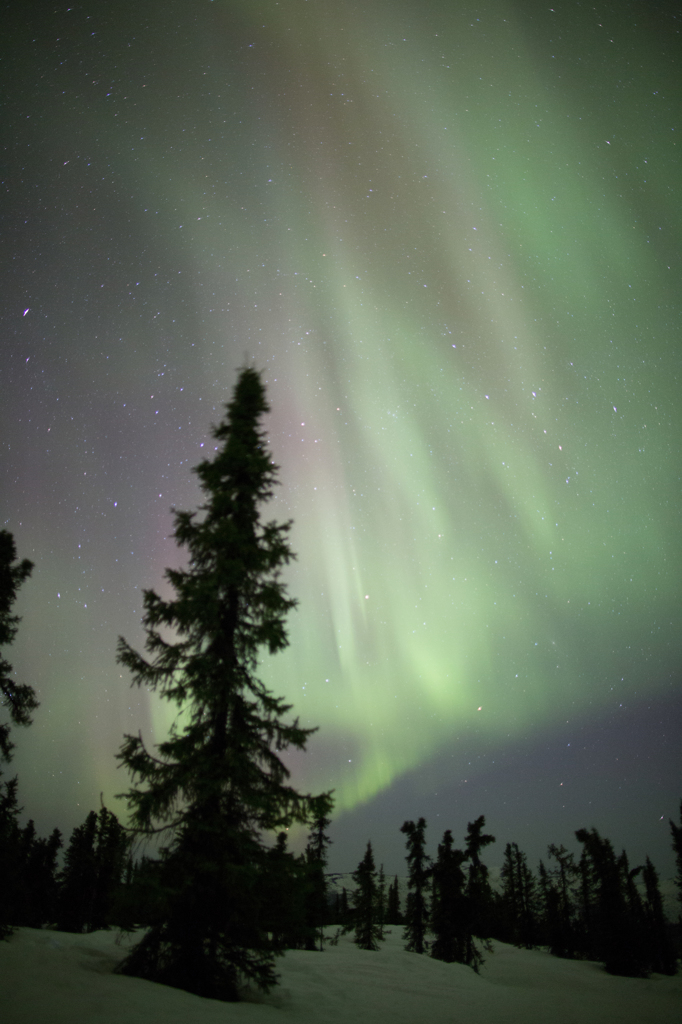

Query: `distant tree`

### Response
(37, 828, 63, 925)
(670, 800, 682, 946)
(338, 887, 350, 926)
(303, 794, 334, 950)
(575, 827, 647, 977)
(499, 842, 538, 949)
(13, 821, 62, 928)
(113, 368, 329, 1001)
(351, 841, 382, 950)
(57, 810, 98, 932)
(540, 844, 580, 958)
(430, 829, 471, 965)
(0, 530, 35, 767)
(641, 855, 677, 975)
(0, 531, 35, 942)
(115, 854, 165, 931)
(0, 777, 21, 938)
(259, 832, 309, 950)
(464, 815, 496, 939)
(376, 863, 387, 940)
(386, 875, 402, 925)
(91, 806, 130, 930)
(400, 818, 431, 953)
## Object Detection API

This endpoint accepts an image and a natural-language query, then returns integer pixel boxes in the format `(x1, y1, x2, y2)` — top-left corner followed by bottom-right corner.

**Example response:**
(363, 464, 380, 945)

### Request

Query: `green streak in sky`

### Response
(119, 2, 681, 814)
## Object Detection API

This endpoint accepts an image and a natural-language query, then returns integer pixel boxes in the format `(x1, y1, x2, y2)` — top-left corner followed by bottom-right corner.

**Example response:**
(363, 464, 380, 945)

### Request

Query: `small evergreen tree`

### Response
(499, 842, 537, 949)
(400, 818, 431, 953)
(351, 841, 382, 950)
(641, 855, 677, 975)
(260, 832, 309, 950)
(464, 815, 495, 939)
(670, 800, 682, 948)
(386, 875, 402, 925)
(575, 827, 646, 977)
(91, 806, 130, 930)
(0, 778, 21, 938)
(114, 368, 329, 1001)
(13, 821, 62, 928)
(339, 887, 350, 926)
(0, 531, 35, 941)
(430, 830, 470, 965)
(303, 794, 334, 950)
(57, 810, 98, 932)
(541, 844, 580, 958)
(376, 863, 386, 940)
(115, 855, 165, 931)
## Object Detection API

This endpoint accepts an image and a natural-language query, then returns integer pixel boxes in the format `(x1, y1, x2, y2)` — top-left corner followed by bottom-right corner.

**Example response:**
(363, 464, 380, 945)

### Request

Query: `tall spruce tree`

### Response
(541, 844, 580, 958)
(430, 830, 470, 965)
(376, 863, 387, 940)
(0, 530, 36, 766)
(113, 368, 329, 1001)
(16, 824, 62, 928)
(0, 778, 21, 938)
(351, 841, 382, 950)
(400, 818, 431, 953)
(303, 794, 334, 950)
(499, 842, 537, 949)
(0, 531, 35, 940)
(386, 875, 402, 925)
(575, 827, 646, 977)
(464, 815, 495, 939)
(641, 856, 677, 975)
(670, 800, 682, 947)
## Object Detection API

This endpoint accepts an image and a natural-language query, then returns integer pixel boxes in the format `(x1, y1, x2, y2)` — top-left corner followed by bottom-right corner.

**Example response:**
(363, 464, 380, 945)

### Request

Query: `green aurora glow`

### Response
(3, 1, 679, 842)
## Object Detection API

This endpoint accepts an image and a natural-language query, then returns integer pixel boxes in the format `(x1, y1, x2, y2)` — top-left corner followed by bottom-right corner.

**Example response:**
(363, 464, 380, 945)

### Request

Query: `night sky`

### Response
(2, 1, 680, 881)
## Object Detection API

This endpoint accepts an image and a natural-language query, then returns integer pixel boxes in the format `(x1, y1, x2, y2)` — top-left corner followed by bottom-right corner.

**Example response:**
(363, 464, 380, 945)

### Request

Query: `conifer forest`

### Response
(1, 370, 680, 1002)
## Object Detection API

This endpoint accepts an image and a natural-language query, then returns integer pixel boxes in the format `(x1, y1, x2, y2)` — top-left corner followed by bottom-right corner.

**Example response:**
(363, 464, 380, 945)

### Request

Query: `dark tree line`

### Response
(0, 801, 131, 934)
(342, 811, 680, 980)
(493, 825, 679, 977)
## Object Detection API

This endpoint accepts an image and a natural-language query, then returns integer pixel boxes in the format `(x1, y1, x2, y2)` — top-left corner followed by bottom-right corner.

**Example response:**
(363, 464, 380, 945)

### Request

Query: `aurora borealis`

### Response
(1, 1, 680, 876)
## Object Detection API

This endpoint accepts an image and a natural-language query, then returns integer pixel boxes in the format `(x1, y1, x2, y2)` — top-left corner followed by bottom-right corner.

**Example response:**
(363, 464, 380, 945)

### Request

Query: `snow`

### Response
(2, 926, 680, 1024)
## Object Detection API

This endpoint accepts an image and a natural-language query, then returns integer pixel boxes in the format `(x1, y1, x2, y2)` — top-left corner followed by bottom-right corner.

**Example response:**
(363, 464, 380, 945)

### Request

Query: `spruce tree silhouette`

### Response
(0, 531, 35, 940)
(464, 815, 495, 940)
(57, 811, 98, 933)
(540, 844, 580, 958)
(376, 863, 387, 939)
(351, 841, 382, 950)
(303, 794, 334, 950)
(0, 778, 22, 938)
(0, 530, 35, 765)
(575, 827, 646, 977)
(400, 818, 431, 953)
(57, 806, 129, 933)
(670, 800, 682, 948)
(499, 842, 537, 949)
(642, 855, 677, 975)
(16, 823, 62, 928)
(430, 829, 469, 964)
(114, 368, 329, 1001)
(260, 832, 309, 950)
(386, 875, 402, 925)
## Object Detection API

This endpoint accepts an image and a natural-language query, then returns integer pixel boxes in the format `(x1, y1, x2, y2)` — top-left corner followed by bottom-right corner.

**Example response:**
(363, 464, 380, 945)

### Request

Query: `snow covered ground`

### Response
(2, 926, 680, 1024)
